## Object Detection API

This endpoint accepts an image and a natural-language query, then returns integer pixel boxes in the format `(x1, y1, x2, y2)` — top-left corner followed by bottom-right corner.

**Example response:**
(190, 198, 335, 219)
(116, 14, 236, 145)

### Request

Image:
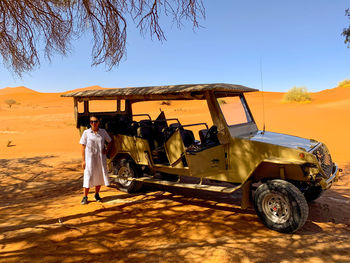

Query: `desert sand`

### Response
(0, 85, 349, 262)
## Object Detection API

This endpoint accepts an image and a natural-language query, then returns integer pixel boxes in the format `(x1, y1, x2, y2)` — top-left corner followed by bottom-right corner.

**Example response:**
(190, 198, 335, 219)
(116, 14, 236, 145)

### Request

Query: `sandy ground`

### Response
(0, 86, 349, 262)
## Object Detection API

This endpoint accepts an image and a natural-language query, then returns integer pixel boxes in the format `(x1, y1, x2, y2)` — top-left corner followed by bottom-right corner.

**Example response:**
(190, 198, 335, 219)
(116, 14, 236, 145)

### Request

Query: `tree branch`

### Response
(0, 0, 205, 75)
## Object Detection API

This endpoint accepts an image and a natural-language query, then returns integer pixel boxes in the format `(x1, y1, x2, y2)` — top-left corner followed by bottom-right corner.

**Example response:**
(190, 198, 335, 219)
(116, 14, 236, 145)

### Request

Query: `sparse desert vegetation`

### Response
(283, 86, 311, 103)
(4, 99, 17, 108)
(218, 98, 227, 105)
(338, 79, 350, 88)
(160, 100, 172, 106)
(6, 140, 16, 147)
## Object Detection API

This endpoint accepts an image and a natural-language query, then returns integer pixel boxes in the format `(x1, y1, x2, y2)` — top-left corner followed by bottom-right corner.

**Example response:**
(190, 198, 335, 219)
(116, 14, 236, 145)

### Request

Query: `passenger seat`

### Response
(167, 123, 195, 147)
(137, 120, 155, 150)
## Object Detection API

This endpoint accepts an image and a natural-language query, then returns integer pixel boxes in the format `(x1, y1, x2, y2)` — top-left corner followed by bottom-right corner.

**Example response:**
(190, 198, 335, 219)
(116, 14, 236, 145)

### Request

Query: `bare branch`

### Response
(343, 8, 350, 47)
(0, 0, 205, 75)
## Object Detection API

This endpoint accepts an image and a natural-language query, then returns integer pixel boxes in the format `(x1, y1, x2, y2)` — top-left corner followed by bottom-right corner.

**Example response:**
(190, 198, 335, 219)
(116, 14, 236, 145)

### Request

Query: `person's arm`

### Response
(82, 145, 86, 169)
(102, 140, 112, 155)
(79, 130, 87, 169)
(105, 139, 113, 155)
(102, 129, 112, 155)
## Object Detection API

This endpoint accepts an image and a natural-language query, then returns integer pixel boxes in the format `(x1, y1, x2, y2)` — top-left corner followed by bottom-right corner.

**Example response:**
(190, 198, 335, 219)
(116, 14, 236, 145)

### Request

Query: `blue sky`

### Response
(0, 0, 349, 93)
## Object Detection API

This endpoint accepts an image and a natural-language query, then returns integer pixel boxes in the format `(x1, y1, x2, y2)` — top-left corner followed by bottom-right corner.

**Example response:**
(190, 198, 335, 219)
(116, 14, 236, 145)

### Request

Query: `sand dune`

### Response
(0, 86, 39, 95)
(0, 85, 349, 161)
(1, 84, 349, 262)
(61, 85, 110, 94)
(245, 89, 350, 162)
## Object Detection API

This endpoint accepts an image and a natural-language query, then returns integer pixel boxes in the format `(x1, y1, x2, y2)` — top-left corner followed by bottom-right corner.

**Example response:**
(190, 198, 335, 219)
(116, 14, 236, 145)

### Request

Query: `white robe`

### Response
(79, 128, 112, 188)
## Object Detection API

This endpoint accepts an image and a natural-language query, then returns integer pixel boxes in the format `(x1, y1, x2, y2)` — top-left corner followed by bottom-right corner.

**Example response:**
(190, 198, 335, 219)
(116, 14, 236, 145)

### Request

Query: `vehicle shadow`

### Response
(304, 162, 350, 230)
(0, 157, 349, 263)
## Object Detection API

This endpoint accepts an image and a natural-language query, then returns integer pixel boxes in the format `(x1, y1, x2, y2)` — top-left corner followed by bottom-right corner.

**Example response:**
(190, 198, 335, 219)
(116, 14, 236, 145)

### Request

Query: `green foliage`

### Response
(338, 79, 350, 88)
(4, 99, 17, 108)
(283, 87, 311, 103)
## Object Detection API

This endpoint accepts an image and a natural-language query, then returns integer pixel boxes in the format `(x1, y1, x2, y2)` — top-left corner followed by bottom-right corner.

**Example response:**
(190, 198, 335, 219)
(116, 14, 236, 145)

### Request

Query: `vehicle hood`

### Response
(242, 131, 319, 151)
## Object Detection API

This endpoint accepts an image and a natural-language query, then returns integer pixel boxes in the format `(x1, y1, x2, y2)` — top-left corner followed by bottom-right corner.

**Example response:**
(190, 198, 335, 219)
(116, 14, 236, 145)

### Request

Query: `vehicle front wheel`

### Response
(254, 179, 309, 233)
(112, 158, 143, 193)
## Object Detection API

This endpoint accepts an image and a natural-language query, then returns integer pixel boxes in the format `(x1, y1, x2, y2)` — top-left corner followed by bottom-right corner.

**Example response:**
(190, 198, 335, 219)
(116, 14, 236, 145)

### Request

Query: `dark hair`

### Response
(90, 115, 99, 120)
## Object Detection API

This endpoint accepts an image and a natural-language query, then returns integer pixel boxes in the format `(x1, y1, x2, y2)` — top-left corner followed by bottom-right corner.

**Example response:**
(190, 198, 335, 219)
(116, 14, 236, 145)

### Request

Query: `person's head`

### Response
(90, 116, 100, 131)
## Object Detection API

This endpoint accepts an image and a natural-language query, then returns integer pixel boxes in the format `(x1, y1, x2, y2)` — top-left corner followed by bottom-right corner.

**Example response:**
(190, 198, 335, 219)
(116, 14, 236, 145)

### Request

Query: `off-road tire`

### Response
(113, 158, 143, 193)
(303, 185, 324, 202)
(254, 179, 309, 233)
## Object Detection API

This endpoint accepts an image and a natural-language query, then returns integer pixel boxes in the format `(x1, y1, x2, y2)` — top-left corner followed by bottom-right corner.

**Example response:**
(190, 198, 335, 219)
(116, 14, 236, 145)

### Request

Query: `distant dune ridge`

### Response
(0, 81, 349, 161)
(0, 85, 110, 96)
(0, 86, 38, 95)
(0, 82, 349, 104)
(61, 85, 110, 94)
(1, 80, 350, 96)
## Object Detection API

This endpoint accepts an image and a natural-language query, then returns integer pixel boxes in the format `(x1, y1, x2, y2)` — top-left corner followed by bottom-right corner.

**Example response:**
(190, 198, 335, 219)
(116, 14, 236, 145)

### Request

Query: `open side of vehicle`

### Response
(63, 83, 340, 233)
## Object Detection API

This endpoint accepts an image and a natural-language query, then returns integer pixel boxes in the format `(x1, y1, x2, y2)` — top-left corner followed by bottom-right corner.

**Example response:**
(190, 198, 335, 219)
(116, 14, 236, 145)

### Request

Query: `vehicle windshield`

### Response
(217, 95, 253, 127)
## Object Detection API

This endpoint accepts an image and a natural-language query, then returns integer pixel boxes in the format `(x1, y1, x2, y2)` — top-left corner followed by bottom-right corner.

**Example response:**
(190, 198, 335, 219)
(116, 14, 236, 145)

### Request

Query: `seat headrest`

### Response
(169, 123, 183, 130)
(139, 119, 152, 126)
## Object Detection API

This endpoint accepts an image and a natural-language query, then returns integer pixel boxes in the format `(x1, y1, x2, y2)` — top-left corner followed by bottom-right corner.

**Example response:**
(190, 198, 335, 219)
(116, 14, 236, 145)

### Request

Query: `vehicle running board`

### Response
(109, 175, 242, 194)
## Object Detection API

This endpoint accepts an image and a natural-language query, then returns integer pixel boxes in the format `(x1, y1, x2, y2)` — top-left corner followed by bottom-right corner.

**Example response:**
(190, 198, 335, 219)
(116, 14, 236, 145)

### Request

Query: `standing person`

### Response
(80, 116, 112, 204)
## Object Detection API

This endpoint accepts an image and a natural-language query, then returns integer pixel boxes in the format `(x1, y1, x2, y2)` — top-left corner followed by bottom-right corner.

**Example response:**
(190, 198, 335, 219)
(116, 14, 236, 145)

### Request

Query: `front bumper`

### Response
(322, 163, 340, 189)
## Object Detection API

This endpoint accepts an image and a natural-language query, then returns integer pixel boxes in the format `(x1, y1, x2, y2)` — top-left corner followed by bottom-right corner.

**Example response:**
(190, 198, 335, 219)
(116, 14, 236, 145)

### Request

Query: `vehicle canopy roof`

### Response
(62, 83, 258, 101)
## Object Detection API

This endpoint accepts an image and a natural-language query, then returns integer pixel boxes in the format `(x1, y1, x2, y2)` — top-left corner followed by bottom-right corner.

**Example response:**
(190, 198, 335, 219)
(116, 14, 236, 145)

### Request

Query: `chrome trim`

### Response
(310, 143, 333, 178)
(326, 164, 339, 188)
(308, 142, 321, 153)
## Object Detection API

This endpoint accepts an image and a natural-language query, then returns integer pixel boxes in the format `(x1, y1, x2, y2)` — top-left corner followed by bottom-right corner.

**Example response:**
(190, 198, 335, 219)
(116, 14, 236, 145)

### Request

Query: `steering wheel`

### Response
(204, 125, 218, 145)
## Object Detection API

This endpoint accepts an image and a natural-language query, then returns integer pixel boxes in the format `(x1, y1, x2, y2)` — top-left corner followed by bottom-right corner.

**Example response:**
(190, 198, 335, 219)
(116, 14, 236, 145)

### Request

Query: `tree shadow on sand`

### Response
(0, 155, 82, 207)
(0, 158, 349, 263)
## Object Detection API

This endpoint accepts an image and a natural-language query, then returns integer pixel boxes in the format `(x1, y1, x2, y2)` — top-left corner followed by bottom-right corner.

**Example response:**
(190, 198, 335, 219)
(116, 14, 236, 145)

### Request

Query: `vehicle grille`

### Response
(312, 144, 333, 178)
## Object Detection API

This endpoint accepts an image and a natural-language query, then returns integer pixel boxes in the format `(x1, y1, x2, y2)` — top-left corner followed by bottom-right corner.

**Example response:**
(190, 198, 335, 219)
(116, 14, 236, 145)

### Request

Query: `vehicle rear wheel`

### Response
(303, 185, 324, 202)
(254, 179, 309, 233)
(112, 158, 143, 193)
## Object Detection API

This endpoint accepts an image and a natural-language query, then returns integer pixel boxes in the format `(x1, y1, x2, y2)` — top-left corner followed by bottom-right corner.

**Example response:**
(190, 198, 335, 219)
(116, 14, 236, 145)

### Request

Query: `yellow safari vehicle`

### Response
(63, 83, 339, 233)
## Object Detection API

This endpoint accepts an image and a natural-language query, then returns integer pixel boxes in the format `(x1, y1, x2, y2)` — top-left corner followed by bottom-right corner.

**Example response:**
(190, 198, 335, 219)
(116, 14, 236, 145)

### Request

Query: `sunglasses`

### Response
(90, 120, 99, 124)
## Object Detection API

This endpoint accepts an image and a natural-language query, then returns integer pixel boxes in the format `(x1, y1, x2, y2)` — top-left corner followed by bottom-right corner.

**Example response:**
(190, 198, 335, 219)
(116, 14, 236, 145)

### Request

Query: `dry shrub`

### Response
(4, 99, 17, 108)
(283, 87, 311, 103)
(160, 101, 171, 106)
(338, 79, 350, 88)
(218, 98, 227, 105)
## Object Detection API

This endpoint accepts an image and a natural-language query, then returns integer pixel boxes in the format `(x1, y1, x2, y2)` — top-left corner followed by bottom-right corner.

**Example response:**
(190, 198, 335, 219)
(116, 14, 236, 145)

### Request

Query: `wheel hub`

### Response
(115, 166, 133, 187)
(262, 193, 291, 224)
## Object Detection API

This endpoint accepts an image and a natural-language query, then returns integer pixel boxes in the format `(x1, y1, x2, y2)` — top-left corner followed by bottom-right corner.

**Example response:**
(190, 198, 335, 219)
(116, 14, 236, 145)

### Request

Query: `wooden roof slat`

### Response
(61, 83, 258, 99)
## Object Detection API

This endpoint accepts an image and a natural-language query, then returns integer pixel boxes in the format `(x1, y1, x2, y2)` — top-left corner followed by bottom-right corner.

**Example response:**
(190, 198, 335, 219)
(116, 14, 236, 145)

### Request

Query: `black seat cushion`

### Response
(139, 119, 152, 127)
(137, 126, 155, 150)
(199, 129, 208, 144)
(130, 121, 139, 136)
(169, 123, 182, 130)
(180, 129, 195, 147)
(105, 120, 120, 134)
(154, 121, 167, 146)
